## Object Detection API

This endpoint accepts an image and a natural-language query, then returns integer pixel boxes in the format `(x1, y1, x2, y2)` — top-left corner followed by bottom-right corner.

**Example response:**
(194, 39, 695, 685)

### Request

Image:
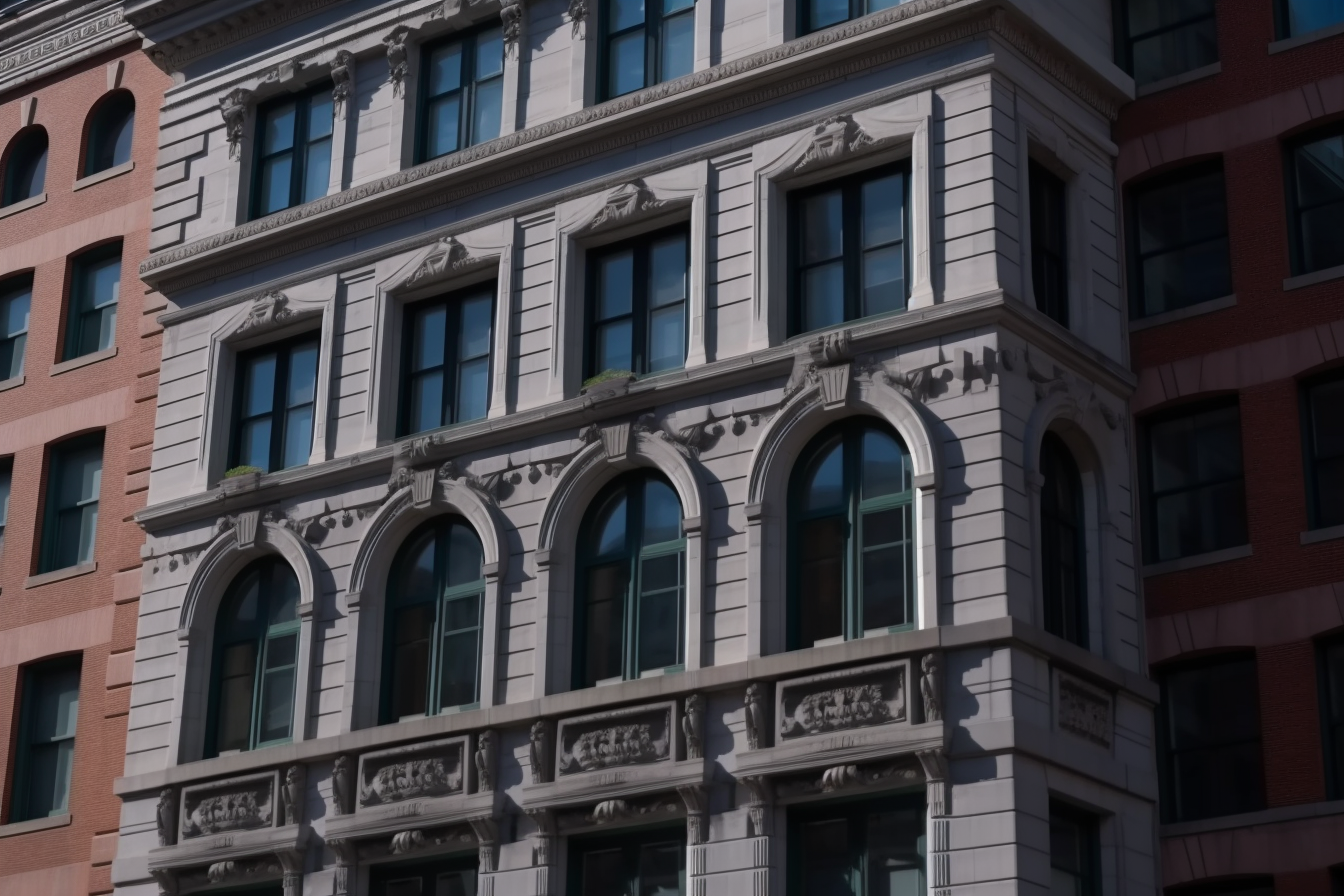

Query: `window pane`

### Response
(437, 870, 477, 896)
(441, 623, 480, 708)
(608, 29, 646, 97)
(471, 78, 503, 146)
(804, 440, 844, 511)
(307, 91, 333, 140)
(258, 635, 296, 743)
(862, 174, 905, 247)
(1127, 0, 1218, 86)
(1299, 202, 1344, 273)
(599, 250, 635, 319)
(583, 847, 628, 896)
(862, 509, 908, 631)
(1133, 168, 1231, 316)
(238, 418, 272, 471)
(110, 107, 134, 168)
(594, 492, 628, 557)
(262, 102, 296, 153)
(862, 429, 909, 499)
(802, 190, 844, 264)
(243, 352, 277, 417)
(460, 296, 493, 358)
(638, 841, 683, 896)
(1286, 0, 1344, 35)
(644, 479, 682, 544)
(1163, 657, 1264, 820)
(868, 807, 924, 896)
(283, 405, 313, 468)
(287, 343, 318, 408)
(447, 524, 484, 587)
(216, 641, 257, 752)
(430, 43, 464, 95)
(596, 320, 634, 373)
(650, 236, 688, 307)
(647, 305, 684, 373)
(799, 516, 845, 646)
(803, 262, 845, 332)
(26, 742, 74, 818)
(808, 0, 851, 31)
(475, 29, 505, 79)
(1309, 377, 1344, 527)
(258, 154, 293, 215)
(456, 357, 489, 422)
(302, 136, 331, 203)
(392, 603, 434, 718)
(660, 12, 694, 82)
(798, 818, 851, 894)
(863, 245, 906, 317)
(637, 554, 682, 672)
(426, 95, 462, 159)
(585, 564, 628, 684)
(268, 566, 300, 625)
(87, 254, 121, 310)
(31, 664, 80, 742)
(611, 0, 645, 31)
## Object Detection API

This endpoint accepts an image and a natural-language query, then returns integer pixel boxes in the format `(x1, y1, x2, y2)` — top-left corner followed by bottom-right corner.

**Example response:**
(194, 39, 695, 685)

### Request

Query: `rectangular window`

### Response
(1320, 637, 1344, 798)
(587, 226, 689, 379)
(790, 164, 910, 336)
(569, 827, 686, 896)
(1278, 0, 1344, 37)
(370, 854, 478, 896)
(1117, 0, 1218, 87)
(399, 285, 494, 436)
(1287, 125, 1344, 276)
(1030, 160, 1069, 326)
(0, 273, 30, 379)
(1141, 401, 1247, 563)
(417, 26, 504, 162)
(799, 0, 904, 35)
(0, 457, 11, 558)
(230, 335, 319, 473)
(1128, 163, 1232, 319)
(1304, 371, 1344, 529)
(251, 83, 333, 219)
(1158, 655, 1265, 822)
(1050, 802, 1099, 896)
(10, 657, 80, 823)
(39, 433, 103, 573)
(600, 0, 695, 100)
(788, 794, 924, 896)
(64, 243, 120, 361)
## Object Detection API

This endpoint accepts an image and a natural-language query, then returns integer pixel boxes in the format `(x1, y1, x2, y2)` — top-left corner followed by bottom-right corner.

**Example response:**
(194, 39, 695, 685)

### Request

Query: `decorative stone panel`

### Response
(555, 702, 676, 778)
(776, 660, 908, 741)
(357, 736, 469, 808)
(1054, 669, 1113, 748)
(179, 771, 279, 840)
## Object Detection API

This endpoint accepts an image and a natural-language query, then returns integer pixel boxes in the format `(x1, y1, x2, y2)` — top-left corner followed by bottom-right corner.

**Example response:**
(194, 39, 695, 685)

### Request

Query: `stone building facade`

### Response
(109, 1, 1158, 895)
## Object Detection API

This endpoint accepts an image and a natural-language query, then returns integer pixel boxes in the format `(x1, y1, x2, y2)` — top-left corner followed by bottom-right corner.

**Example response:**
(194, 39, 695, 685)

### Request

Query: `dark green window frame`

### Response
(1114, 0, 1218, 87)
(1285, 122, 1344, 277)
(2, 125, 47, 207)
(574, 472, 686, 689)
(415, 25, 505, 163)
(64, 241, 121, 361)
(398, 284, 495, 437)
(1319, 634, 1344, 799)
(39, 431, 103, 574)
(230, 333, 320, 474)
(206, 558, 301, 757)
(369, 850, 478, 895)
(9, 655, 81, 823)
(83, 90, 135, 177)
(380, 517, 486, 724)
(0, 271, 32, 381)
(786, 792, 925, 896)
(788, 421, 915, 650)
(1040, 433, 1087, 647)
(1049, 800, 1101, 896)
(1029, 159, 1068, 327)
(1302, 368, 1344, 530)
(585, 224, 689, 380)
(598, 0, 696, 101)
(1276, 0, 1344, 38)
(567, 825, 687, 896)
(797, 0, 904, 36)
(249, 82, 333, 220)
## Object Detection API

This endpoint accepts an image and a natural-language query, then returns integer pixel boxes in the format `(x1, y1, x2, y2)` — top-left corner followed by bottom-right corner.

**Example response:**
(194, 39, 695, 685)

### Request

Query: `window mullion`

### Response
(626, 484, 644, 680)
(845, 181, 861, 323)
(248, 588, 269, 750)
(444, 300, 461, 426)
(634, 242, 650, 374)
(846, 431, 860, 639)
(270, 347, 288, 472)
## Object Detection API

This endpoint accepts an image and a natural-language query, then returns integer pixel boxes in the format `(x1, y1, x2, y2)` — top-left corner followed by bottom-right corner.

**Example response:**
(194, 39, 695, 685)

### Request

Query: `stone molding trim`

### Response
(135, 0, 344, 73)
(0, 7, 132, 95)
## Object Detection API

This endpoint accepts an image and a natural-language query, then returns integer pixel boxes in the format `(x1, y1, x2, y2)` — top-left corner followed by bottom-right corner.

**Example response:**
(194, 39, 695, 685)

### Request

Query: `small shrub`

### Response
(582, 369, 634, 390)
(224, 465, 264, 479)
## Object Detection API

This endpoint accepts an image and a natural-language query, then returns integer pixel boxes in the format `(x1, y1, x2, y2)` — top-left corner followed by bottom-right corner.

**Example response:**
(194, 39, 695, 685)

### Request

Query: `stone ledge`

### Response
(73, 160, 135, 191)
(0, 192, 46, 219)
(1302, 523, 1344, 546)
(1134, 61, 1221, 97)
(25, 561, 98, 589)
(1269, 19, 1344, 54)
(51, 345, 118, 377)
(0, 374, 24, 393)
(1142, 544, 1252, 578)
(1284, 262, 1344, 292)
(1161, 798, 1344, 838)
(1129, 294, 1236, 332)
(0, 813, 71, 838)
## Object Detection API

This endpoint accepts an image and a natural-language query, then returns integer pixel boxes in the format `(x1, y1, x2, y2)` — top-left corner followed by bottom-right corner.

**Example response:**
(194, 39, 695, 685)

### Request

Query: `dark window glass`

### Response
(1305, 372, 1344, 529)
(600, 0, 695, 100)
(371, 853, 479, 896)
(65, 242, 121, 360)
(0, 273, 31, 380)
(1142, 402, 1247, 563)
(39, 433, 102, 573)
(380, 519, 485, 723)
(230, 335, 319, 473)
(789, 422, 914, 649)
(1287, 126, 1344, 276)
(399, 285, 494, 436)
(251, 83, 333, 219)
(1279, 0, 1344, 36)
(788, 794, 925, 896)
(10, 657, 80, 822)
(1128, 163, 1232, 319)
(790, 165, 909, 335)
(2, 126, 47, 206)
(1030, 160, 1068, 326)
(418, 27, 504, 162)
(1158, 655, 1264, 822)
(207, 559, 301, 756)
(569, 827, 686, 896)
(799, 0, 904, 34)
(1117, 0, 1218, 86)
(1041, 434, 1087, 647)
(587, 227, 688, 379)
(1320, 637, 1344, 798)
(84, 91, 135, 176)
(1049, 802, 1099, 896)
(0, 457, 11, 557)
(575, 473, 685, 688)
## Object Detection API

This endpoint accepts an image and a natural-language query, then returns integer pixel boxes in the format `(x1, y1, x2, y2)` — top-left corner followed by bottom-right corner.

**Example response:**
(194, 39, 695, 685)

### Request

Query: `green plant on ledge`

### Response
(223, 465, 264, 479)
(582, 369, 635, 390)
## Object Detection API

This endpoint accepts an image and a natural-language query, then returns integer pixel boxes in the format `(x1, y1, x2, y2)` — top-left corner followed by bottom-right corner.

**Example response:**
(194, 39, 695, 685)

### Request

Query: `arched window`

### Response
(381, 518, 485, 722)
(788, 421, 914, 649)
(2, 127, 47, 207)
(575, 473, 685, 688)
(83, 91, 135, 176)
(1040, 432, 1087, 646)
(206, 559, 300, 757)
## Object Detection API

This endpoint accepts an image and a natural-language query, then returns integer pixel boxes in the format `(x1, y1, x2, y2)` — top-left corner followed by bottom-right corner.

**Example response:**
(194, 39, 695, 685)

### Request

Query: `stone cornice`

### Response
(130, 0, 346, 74)
(0, 5, 134, 95)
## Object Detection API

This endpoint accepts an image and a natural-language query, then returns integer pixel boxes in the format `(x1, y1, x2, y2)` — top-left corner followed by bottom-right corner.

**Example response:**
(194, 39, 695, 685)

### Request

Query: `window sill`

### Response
(1284, 263, 1344, 291)
(0, 813, 71, 839)
(51, 345, 117, 376)
(26, 561, 97, 590)
(1302, 524, 1344, 545)
(72, 160, 134, 191)
(0, 192, 46, 219)
(1160, 799, 1344, 838)
(1135, 61, 1222, 97)
(1129, 294, 1236, 331)
(1269, 20, 1344, 54)
(1142, 543, 1252, 578)
(0, 374, 24, 393)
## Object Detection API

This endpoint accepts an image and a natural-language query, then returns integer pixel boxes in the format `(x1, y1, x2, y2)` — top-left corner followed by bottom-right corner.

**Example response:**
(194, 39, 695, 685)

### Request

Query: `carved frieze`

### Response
(777, 661, 907, 741)
(793, 115, 880, 173)
(1056, 671, 1113, 748)
(385, 27, 410, 97)
(235, 291, 295, 335)
(331, 49, 354, 120)
(179, 771, 278, 840)
(556, 703, 675, 777)
(584, 180, 664, 232)
(357, 737, 468, 808)
(404, 236, 483, 287)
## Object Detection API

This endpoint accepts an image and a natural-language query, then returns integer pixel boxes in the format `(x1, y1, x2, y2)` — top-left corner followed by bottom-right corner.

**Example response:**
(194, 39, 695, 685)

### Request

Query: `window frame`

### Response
(1318, 634, 1344, 799)
(1285, 121, 1344, 278)
(1301, 368, 1344, 531)
(397, 282, 497, 437)
(1040, 432, 1088, 647)
(1049, 800, 1101, 896)
(248, 81, 334, 221)
(63, 241, 122, 362)
(0, 272, 32, 381)
(1, 125, 47, 207)
(1275, 0, 1344, 38)
(83, 90, 135, 177)
(38, 431, 103, 574)
(566, 824, 688, 896)
(1114, 0, 1219, 86)
(9, 655, 81, 823)
(228, 332, 321, 474)
(415, 24, 505, 164)
(369, 852, 479, 896)
(584, 223, 690, 380)
(785, 791, 926, 896)
(1029, 158, 1069, 327)
(597, 0, 697, 101)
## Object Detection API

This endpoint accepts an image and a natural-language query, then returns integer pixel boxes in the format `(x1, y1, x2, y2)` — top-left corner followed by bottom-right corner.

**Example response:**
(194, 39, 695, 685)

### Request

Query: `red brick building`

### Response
(1115, 1, 1344, 896)
(0, 3, 168, 894)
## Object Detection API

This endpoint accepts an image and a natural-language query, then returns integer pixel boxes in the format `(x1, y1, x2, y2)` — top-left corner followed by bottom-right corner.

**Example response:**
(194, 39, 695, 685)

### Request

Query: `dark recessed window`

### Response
(575, 472, 685, 688)
(1030, 160, 1069, 326)
(1278, 0, 1344, 37)
(9, 656, 81, 822)
(230, 334, 319, 473)
(207, 559, 301, 757)
(371, 853, 478, 896)
(400, 285, 494, 436)
(1319, 637, 1344, 798)
(788, 794, 925, 896)
(1050, 801, 1100, 896)
(799, 0, 903, 34)
(1041, 433, 1087, 647)
(417, 26, 504, 162)
(1117, 0, 1218, 86)
(1141, 402, 1247, 563)
(1304, 371, 1344, 530)
(1287, 125, 1344, 277)
(789, 421, 914, 649)
(1128, 162, 1232, 319)
(0, 273, 31, 380)
(381, 518, 485, 723)
(568, 827, 686, 896)
(600, 0, 695, 100)
(83, 90, 135, 176)
(790, 164, 909, 336)
(64, 242, 121, 361)
(0, 457, 11, 557)
(39, 433, 103, 574)
(2, 126, 47, 206)
(251, 83, 333, 219)
(1158, 655, 1265, 822)
(587, 226, 688, 380)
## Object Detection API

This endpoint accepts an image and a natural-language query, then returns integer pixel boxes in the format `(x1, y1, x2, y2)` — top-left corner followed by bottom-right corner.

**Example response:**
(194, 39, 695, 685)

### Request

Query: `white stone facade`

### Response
(111, 1, 1157, 895)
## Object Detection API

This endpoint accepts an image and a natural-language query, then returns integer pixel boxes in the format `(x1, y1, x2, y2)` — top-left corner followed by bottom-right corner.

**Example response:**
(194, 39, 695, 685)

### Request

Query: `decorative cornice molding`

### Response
(140, 0, 342, 74)
(0, 8, 129, 89)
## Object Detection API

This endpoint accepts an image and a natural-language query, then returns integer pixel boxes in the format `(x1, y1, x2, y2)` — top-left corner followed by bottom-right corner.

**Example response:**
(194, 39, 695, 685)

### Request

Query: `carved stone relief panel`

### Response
(555, 702, 676, 778)
(179, 771, 280, 840)
(776, 661, 909, 741)
(1055, 670, 1113, 749)
(357, 737, 469, 809)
